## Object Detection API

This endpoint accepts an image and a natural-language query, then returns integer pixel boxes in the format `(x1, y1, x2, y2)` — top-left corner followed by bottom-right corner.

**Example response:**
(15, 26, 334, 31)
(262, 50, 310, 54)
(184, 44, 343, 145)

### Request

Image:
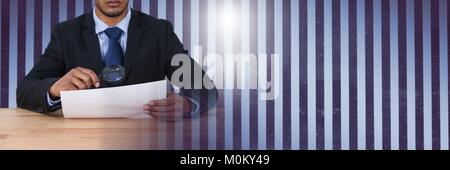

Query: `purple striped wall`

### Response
(299, 0, 308, 150)
(398, 0, 407, 150)
(348, 0, 358, 150)
(415, 0, 424, 149)
(0, 0, 449, 150)
(1, 0, 10, 108)
(266, 0, 275, 150)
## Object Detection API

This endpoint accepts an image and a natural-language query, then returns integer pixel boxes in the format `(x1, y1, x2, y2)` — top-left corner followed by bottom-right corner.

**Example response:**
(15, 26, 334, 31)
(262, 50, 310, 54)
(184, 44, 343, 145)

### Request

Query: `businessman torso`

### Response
(17, 9, 216, 114)
(54, 10, 181, 84)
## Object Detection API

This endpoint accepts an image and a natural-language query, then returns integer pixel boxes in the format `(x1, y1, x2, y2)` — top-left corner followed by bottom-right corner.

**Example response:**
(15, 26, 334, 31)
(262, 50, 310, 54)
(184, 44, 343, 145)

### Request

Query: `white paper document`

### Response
(61, 80, 167, 118)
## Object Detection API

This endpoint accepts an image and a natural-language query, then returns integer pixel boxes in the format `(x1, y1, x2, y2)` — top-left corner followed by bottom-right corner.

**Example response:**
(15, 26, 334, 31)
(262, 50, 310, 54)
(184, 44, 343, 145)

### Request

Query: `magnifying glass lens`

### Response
(100, 65, 126, 86)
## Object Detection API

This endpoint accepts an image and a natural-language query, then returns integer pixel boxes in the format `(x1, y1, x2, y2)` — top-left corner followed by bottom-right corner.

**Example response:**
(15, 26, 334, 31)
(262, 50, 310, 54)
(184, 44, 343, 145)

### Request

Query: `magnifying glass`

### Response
(100, 64, 126, 87)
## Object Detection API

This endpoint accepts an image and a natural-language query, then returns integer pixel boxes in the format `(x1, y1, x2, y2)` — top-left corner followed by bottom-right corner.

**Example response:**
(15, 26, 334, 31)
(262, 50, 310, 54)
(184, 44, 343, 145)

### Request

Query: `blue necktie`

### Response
(104, 27, 124, 66)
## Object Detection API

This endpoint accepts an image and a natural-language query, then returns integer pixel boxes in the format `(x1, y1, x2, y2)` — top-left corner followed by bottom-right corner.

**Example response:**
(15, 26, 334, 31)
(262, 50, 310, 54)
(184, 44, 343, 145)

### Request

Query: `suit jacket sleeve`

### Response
(161, 21, 218, 116)
(16, 26, 66, 113)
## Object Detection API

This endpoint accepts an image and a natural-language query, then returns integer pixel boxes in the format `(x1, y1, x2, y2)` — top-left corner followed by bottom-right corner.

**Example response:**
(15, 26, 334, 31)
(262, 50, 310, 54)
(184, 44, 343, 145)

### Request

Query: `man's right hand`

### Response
(49, 67, 100, 99)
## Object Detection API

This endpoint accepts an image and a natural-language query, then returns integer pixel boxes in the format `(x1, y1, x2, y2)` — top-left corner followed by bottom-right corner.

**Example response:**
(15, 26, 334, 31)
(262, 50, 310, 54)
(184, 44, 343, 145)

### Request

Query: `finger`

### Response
(144, 103, 175, 112)
(77, 67, 100, 87)
(149, 95, 176, 106)
(147, 111, 175, 119)
(143, 104, 153, 113)
(70, 77, 88, 90)
(148, 104, 176, 112)
(72, 70, 93, 88)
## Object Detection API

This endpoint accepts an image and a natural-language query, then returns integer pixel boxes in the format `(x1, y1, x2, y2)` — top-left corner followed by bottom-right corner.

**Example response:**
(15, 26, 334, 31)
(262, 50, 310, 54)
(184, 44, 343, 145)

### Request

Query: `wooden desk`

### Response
(0, 108, 220, 150)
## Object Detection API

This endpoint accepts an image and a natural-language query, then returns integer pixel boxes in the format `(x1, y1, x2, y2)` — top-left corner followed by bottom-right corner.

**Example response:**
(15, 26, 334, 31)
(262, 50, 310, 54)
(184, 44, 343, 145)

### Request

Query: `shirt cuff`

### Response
(47, 92, 61, 107)
(183, 96, 200, 118)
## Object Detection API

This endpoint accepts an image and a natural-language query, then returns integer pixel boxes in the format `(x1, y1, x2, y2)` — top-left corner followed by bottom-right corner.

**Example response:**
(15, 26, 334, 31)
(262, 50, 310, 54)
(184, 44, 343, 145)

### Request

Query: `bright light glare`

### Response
(221, 9, 236, 32)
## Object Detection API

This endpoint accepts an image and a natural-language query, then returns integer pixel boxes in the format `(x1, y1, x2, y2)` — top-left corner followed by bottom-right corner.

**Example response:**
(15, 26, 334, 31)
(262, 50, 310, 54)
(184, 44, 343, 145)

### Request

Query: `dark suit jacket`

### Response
(16, 10, 217, 115)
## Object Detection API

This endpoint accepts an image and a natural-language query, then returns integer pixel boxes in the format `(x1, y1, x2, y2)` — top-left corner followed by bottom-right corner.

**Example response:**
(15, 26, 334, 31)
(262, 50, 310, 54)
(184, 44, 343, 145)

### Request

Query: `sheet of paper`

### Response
(61, 80, 167, 118)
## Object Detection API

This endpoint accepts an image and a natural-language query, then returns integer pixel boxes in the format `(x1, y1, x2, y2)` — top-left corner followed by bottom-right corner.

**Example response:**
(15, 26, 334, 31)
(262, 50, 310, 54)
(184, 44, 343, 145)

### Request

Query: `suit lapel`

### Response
(124, 10, 144, 76)
(82, 12, 104, 75)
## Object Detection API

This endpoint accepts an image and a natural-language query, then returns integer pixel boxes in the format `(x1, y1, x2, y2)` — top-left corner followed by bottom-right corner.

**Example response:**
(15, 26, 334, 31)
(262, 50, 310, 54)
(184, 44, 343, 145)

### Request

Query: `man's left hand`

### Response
(143, 93, 192, 121)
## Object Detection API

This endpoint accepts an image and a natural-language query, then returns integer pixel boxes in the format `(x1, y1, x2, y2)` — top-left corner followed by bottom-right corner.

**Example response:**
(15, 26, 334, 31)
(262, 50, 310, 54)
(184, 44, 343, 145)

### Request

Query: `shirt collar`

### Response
(93, 6, 131, 35)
